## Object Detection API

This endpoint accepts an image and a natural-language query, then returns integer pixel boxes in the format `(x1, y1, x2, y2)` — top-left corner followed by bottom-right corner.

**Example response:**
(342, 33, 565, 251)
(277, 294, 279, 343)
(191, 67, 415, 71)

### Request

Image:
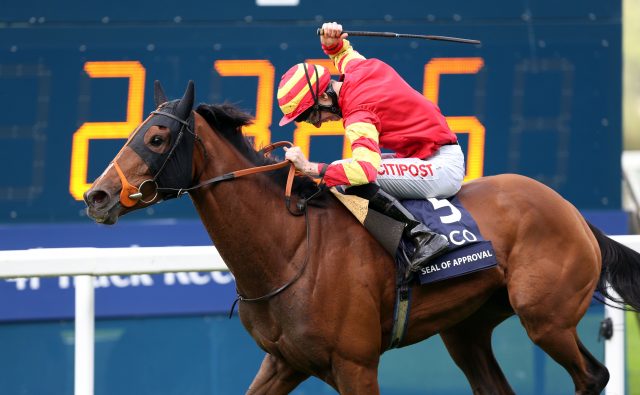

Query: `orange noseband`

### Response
(113, 161, 144, 208)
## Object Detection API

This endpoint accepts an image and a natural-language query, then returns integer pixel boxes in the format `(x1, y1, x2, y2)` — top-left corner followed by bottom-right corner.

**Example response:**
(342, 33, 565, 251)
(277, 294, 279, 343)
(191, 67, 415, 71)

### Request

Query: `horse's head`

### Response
(84, 80, 196, 224)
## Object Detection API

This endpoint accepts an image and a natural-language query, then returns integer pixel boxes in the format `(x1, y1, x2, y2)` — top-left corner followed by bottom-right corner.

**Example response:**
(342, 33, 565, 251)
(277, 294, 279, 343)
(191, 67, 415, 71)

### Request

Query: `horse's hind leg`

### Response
(577, 338, 610, 391)
(440, 291, 516, 395)
(246, 354, 309, 395)
(518, 324, 608, 394)
(509, 260, 609, 394)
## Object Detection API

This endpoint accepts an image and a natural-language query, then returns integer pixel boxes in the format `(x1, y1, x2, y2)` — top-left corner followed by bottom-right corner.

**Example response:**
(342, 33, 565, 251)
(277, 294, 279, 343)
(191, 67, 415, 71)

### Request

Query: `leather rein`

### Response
(168, 141, 305, 216)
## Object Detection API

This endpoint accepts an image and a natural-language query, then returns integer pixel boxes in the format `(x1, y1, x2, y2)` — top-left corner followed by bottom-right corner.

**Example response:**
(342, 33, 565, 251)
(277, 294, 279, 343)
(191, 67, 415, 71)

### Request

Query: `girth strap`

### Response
(389, 280, 412, 349)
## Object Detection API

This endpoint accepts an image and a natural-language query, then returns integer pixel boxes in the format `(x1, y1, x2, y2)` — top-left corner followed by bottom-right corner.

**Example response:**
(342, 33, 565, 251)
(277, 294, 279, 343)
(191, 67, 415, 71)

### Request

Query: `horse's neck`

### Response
(189, 137, 306, 298)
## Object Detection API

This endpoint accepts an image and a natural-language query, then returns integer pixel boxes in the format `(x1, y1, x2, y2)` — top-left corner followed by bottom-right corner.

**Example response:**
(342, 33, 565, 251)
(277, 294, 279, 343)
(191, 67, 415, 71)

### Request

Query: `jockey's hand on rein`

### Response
(284, 146, 318, 176)
(284, 146, 307, 169)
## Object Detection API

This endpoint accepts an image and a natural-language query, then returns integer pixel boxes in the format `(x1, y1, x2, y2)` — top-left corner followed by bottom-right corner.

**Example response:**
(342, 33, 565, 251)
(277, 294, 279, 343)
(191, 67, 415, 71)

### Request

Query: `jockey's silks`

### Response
(321, 39, 457, 188)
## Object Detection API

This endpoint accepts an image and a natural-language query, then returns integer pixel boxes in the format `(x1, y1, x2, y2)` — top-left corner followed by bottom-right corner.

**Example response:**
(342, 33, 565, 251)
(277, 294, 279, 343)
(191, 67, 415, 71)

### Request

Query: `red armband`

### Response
(322, 40, 343, 55)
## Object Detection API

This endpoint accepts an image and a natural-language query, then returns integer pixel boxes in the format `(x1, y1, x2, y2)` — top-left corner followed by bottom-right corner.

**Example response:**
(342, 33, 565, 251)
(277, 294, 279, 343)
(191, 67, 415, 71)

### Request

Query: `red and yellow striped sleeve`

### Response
(323, 121, 381, 187)
(322, 39, 365, 74)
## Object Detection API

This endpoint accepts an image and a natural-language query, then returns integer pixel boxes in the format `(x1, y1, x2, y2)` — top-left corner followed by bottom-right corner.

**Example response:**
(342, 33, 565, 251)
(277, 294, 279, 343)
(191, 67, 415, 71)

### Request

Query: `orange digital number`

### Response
(69, 61, 145, 200)
(424, 58, 485, 181)
(214, 60, 274, 148)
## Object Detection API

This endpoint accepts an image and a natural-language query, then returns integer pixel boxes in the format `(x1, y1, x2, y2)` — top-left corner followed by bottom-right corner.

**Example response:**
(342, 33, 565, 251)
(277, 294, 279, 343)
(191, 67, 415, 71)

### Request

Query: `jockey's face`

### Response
(305, 92, 341, 127)
(308, 107, 341, 128)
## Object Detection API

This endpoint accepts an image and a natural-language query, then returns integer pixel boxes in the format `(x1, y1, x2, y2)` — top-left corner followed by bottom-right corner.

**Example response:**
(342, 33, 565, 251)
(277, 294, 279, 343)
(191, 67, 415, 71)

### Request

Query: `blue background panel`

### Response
(0, 0, 622, 222)
(0, 0, 620, 22)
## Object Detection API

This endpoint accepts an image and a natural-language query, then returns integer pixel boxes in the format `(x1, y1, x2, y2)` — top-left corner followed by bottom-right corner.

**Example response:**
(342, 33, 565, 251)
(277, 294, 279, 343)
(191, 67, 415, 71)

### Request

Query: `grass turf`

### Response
(628, 312, 640, 394)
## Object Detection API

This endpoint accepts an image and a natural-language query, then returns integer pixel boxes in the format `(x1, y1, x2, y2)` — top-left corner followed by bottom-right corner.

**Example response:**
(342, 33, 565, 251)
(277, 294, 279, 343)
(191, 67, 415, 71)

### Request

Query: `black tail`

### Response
(589, 222, 640, 312)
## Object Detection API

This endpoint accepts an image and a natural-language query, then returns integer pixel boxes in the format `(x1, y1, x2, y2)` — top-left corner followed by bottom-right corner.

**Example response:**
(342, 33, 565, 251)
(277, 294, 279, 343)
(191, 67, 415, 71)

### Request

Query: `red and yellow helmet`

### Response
(277, 63, 331, 126)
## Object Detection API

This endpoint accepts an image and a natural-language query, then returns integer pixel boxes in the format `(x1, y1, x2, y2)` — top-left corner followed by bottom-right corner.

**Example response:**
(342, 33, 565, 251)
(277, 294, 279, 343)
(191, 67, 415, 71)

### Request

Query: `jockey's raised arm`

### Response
(320, 22, 366, 74)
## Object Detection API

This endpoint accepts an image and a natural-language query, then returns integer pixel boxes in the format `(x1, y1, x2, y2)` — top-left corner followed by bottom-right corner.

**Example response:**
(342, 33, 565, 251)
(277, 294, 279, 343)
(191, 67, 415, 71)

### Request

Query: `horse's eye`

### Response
(150, 135, 164, 147)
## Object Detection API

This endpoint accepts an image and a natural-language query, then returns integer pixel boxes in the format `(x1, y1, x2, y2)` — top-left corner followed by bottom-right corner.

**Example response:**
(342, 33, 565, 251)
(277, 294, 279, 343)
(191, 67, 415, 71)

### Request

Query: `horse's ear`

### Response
(176, 80, 194, 119)
(154, 80, 168, 107)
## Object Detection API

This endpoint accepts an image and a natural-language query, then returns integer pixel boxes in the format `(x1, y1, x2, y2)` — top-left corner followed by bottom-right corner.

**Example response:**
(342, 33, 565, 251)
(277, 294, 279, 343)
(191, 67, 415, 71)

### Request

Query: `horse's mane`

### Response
(195, 103, 327, 202)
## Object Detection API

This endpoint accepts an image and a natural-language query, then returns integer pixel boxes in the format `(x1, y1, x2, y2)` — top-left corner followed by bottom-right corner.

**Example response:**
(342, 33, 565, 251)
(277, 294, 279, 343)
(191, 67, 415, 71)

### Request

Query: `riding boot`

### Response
(368, 189, 449, 272)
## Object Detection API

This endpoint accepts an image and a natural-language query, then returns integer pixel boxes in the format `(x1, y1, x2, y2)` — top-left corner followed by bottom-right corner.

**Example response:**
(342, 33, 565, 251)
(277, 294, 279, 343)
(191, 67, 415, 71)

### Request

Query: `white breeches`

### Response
(334, 144, 465, 199)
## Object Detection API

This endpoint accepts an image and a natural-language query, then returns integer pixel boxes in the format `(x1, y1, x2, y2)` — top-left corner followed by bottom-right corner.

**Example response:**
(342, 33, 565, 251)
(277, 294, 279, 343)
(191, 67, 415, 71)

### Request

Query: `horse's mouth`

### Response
(86, 202, 121, 225)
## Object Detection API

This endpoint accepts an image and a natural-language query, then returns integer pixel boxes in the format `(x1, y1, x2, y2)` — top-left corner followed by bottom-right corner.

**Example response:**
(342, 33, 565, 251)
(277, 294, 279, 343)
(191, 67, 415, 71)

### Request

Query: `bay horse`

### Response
(84, 81, 640, 395)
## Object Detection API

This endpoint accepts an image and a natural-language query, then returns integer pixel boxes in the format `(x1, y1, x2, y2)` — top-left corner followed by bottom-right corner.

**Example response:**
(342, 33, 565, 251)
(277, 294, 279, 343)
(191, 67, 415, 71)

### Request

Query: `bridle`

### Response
(111, 107, 327, 314)
(112, 109, 197, 208)
(160, 140, 302, 214)
(113, 109, 310, 214)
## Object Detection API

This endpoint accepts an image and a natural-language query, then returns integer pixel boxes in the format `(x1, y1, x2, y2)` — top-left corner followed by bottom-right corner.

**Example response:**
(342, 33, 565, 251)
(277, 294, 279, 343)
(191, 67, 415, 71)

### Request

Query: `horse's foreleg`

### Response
(331, 357, 380, 395)
(440, 293, 515, 395)
(246, 354, 308, 395)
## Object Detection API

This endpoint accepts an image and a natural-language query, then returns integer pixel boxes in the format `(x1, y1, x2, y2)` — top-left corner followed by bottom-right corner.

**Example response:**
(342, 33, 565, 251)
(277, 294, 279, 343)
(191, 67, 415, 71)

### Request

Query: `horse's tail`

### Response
(589, 222, 640, 312)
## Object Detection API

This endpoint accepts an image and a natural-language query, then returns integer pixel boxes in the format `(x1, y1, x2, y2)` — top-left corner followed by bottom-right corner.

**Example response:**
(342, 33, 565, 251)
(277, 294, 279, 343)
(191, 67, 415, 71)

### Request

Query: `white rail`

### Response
(0, 237, 637, 395)
(0, 246, 227, 277)
(0, 246, 226, 395)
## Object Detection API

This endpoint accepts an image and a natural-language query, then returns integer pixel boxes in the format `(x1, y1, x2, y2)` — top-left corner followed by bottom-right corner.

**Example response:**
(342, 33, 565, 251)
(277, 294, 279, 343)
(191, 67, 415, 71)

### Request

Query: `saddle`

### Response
(332, 188, 497, 282)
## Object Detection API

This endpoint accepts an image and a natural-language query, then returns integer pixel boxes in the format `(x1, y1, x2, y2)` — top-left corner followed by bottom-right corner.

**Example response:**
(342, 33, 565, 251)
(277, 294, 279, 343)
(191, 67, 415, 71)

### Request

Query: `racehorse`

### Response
(84, 81, 640, 395)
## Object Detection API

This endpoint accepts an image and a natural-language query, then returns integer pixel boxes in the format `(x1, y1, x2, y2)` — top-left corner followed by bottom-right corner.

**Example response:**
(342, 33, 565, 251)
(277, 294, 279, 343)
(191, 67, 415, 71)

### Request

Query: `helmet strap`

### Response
(301, 64, 342, 119)
(303, 64, 321, 111)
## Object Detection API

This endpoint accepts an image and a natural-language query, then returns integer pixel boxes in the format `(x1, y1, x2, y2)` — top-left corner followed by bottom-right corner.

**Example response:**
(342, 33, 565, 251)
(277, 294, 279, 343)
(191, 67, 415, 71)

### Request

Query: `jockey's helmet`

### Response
(277, 63, 331, 126)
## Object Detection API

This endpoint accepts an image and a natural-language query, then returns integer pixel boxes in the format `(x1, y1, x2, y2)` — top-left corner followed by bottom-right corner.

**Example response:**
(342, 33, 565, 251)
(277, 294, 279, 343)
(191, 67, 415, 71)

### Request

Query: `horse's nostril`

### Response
(86, 190, 110, 208)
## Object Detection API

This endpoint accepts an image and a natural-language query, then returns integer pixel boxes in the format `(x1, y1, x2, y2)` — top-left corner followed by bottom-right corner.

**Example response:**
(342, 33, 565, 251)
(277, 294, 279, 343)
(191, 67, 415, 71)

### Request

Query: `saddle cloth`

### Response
(331, 189, 498, 284)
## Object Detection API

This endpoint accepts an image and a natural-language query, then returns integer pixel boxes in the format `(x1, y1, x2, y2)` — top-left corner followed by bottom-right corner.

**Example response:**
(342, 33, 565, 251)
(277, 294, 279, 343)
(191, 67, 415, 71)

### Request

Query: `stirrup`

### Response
(407, 233, 449, 272)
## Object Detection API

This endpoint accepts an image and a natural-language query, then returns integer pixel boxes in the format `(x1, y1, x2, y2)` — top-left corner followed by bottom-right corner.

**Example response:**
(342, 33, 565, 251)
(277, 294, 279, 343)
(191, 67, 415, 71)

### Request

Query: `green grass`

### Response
(628, 312, 640, 395)
(624, 0, 640, 149)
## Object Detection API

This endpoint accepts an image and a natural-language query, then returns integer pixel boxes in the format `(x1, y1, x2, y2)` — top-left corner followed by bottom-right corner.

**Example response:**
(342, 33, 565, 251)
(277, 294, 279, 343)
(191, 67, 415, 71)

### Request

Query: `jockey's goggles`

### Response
(295, 70, 342, 124)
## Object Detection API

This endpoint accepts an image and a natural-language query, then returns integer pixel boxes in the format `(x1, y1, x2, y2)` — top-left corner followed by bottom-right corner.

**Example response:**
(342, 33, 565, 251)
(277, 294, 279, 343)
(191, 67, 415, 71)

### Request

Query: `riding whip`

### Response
(316, 28, 481, 45)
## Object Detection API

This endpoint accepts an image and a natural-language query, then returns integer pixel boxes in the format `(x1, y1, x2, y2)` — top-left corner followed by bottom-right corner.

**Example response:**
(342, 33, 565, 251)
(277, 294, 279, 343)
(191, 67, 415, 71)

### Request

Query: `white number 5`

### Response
(428, 198, 462, 224)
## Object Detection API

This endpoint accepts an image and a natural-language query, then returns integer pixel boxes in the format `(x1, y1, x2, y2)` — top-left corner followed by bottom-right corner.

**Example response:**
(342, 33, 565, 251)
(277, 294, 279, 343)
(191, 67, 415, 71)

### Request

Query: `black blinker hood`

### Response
(126, 80, 195, 200)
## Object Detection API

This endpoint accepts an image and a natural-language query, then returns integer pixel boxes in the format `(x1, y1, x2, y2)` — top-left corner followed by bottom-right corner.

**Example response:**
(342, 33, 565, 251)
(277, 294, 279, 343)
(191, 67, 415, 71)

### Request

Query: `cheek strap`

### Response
(113, 161, 141, 208)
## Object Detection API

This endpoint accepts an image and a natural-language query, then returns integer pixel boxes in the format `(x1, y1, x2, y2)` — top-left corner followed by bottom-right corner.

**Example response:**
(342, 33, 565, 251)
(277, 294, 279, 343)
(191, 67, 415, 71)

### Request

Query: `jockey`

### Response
(277, 21, 465, 273)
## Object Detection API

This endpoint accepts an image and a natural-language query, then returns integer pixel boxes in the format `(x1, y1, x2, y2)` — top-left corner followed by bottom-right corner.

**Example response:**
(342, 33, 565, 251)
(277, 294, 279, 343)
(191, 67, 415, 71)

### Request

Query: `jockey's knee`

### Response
(432, 167, 464, 198)
(437, 181, 462, 198)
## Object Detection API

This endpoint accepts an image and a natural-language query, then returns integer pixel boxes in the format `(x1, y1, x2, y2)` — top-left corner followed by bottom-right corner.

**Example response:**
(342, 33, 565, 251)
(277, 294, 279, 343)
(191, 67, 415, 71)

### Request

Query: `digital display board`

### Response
(0, 0, 622, 223)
